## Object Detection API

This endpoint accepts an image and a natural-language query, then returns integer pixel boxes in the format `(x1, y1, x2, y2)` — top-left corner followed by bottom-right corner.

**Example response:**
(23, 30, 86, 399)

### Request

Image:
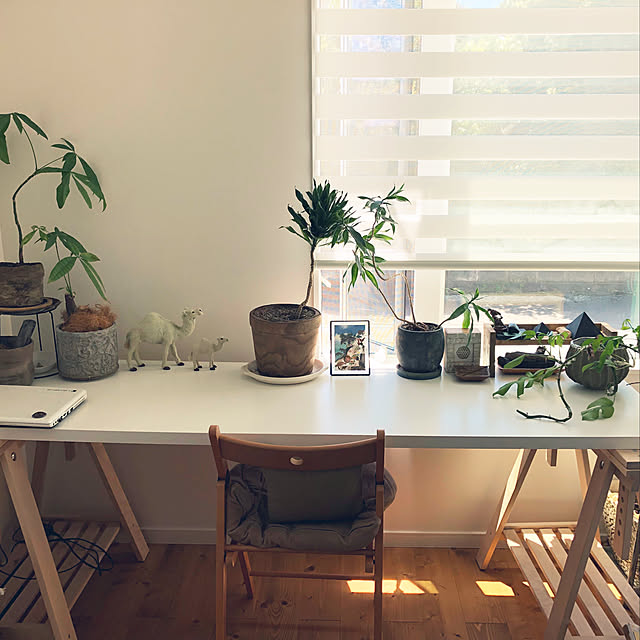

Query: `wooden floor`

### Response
(68, 544, 548, 640)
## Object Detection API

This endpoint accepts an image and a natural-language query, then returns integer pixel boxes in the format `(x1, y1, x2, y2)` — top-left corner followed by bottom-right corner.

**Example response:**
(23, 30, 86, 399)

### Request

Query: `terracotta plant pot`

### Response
(565, 337, 629, 390)
(0, 339, 34, 385)
(55, 322, 119, 381)
(0, 262, 44, 307)
(396, 323, 444, 379)
(249, 304, 321, 377)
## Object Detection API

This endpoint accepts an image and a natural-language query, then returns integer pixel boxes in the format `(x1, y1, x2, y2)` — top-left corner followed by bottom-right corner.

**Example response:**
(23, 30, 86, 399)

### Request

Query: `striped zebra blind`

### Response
(313, 0, 640, 270)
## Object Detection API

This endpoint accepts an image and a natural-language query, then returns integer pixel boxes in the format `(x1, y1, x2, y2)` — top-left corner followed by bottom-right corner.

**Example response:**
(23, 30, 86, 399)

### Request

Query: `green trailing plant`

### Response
(493, 320, 639, 422)
(22, 225, 107, 316)
(0, 112, 106, 263)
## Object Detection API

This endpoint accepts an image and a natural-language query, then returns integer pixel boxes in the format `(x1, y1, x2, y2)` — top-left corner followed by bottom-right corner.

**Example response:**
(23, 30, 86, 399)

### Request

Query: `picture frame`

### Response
(330, 320, 370, 376)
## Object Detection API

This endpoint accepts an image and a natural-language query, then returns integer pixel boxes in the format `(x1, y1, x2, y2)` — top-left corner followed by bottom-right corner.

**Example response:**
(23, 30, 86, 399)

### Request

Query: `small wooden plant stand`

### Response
(483, 322, 617, 377)
(477, 448, 640, 639)
(0, 440, 148, 639)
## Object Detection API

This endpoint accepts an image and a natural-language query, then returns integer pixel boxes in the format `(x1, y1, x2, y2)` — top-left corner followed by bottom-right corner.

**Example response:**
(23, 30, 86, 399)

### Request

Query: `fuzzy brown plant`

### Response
(60, 304, 116, 332)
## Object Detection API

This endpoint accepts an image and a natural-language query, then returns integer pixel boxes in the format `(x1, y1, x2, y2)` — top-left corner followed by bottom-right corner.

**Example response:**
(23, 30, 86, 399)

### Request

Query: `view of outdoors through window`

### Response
(314, 0, 639, 363)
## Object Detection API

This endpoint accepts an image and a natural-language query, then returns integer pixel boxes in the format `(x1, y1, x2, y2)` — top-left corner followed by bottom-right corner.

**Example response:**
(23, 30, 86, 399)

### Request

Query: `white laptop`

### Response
(0, 386, 87, 428)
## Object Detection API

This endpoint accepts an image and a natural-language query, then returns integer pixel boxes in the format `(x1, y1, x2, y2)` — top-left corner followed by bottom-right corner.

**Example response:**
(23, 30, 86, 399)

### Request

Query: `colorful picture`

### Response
(330, 320, 370, 376)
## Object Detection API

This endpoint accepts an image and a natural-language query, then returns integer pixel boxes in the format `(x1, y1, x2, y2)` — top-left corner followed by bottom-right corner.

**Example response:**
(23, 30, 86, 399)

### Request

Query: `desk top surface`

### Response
(0, 362, 638, 448)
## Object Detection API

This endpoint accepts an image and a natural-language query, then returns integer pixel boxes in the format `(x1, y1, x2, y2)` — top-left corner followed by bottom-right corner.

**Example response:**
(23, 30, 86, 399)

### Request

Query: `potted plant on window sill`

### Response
(344, 191, 493, 379)
(0, 112, 106, 307)
(24, 226, 117, 381)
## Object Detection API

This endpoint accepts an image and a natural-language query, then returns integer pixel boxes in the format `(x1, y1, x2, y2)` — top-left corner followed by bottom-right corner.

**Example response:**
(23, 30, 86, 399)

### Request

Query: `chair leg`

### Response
(374, 485, 384, 640)
(216, 480, 227, 640)
(238, 551, 255, 600)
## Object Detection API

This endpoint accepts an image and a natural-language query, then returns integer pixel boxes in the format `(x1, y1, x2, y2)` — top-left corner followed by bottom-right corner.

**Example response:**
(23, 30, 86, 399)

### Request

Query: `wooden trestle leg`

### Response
(476, 449, 538, 570)
(544, 453, 615, 639)
(0, 442, 77, 640)
(87, 442, 149, 561)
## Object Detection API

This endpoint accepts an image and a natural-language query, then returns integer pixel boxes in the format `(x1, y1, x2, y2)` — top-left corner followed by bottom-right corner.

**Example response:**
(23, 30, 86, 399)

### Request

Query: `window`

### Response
(312, 0, 639, 350)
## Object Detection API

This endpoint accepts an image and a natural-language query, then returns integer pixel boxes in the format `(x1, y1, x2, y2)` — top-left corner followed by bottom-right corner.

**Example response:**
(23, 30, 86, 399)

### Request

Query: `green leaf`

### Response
(44, 231, 58, 251)
(0, 114, 10, 134)
(48, 256, 76, 283)
(72, 176, 92, 209)
(11, 113, 23, 134)
(60, 137, 75, 151)
(493, 381, 516, 397)
(504, 354, 526, 369)
(80, 259, 107, 300)
(56, 172, 71, 208)
(16, 113, 47, 138)
(79, 252, 100, 262)
(0, 132, 8, 164)
(78, 157, 106, 210)
(21, 229, 36, 246)
(581, 408, 601, 421)
(58, 231, 86, 254)
(51, 143, 72, 150)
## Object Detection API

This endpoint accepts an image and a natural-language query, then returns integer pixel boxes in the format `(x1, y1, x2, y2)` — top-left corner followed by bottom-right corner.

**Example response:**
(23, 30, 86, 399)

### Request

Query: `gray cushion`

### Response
(225, 463, 397, 553)
(263, 466, 363, 523)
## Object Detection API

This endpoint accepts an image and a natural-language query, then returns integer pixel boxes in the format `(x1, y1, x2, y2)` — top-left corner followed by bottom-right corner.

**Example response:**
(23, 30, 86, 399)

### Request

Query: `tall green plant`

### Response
(0, 112, 106, 263)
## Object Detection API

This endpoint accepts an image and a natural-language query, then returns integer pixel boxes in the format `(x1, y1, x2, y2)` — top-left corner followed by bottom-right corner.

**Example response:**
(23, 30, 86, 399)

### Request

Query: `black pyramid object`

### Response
(565, 312, 600, 339)
(532, 322, 552, 336)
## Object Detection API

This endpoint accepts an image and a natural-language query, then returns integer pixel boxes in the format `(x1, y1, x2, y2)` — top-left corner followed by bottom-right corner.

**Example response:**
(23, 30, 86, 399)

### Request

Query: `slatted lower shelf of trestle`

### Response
(505, 526, 640, 638)
(0, 519, 119, 628)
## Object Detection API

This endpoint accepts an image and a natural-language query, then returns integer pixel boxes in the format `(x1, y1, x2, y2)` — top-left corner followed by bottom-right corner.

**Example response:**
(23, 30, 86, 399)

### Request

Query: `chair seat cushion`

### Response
(226, 463, 397, 553)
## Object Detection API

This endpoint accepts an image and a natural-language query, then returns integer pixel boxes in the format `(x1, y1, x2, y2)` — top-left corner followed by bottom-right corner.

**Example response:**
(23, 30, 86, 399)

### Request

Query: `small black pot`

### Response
(396, 324, 444, 379)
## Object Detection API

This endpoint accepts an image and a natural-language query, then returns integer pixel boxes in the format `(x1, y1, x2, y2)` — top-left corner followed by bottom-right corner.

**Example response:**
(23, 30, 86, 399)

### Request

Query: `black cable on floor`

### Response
(0, 521, 114, 583)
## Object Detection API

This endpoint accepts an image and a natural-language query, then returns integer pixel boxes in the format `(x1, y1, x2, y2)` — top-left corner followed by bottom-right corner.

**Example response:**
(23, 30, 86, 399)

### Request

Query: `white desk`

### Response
(0, 362, 638, 639)
(0, 361, 634, 449)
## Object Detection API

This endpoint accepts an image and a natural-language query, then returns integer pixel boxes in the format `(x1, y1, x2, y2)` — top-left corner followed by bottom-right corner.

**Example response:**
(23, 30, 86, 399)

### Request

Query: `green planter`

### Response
(565, 337, 629, 390)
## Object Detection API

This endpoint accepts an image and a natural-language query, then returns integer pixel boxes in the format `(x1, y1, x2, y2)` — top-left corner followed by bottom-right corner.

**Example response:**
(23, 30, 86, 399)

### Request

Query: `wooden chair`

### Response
(209, 426, 387, 640)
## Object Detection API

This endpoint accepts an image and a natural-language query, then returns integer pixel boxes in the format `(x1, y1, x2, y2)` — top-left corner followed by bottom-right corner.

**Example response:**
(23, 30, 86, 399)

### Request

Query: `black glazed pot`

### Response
(396, 324, 444, 379)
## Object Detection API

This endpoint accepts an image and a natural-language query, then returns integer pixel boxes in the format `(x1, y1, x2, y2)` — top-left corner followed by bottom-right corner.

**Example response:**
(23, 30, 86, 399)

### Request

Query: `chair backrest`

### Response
(209, 425, 385, 484)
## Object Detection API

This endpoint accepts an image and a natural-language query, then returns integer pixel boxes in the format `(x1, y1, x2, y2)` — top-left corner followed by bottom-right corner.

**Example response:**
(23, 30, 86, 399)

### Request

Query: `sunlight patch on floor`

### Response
(476, 580, 515, 597)
(346, 579, 428, 594)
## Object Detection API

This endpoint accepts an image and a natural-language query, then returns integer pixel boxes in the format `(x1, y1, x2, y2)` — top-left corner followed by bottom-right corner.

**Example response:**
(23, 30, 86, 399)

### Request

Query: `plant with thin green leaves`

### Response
(0, 112, 106, 263)
(493, 320, 639, 422)
(22, 226, 107, 317)
(345, 187, 493, 337)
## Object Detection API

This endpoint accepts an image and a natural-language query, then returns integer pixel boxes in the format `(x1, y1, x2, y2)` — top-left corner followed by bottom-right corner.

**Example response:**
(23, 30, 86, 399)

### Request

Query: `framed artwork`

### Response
(330, 320, 370, 376)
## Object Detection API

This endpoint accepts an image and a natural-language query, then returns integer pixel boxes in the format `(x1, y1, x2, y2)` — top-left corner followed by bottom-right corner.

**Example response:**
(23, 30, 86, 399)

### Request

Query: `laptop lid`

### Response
(0, 386, 87, 428)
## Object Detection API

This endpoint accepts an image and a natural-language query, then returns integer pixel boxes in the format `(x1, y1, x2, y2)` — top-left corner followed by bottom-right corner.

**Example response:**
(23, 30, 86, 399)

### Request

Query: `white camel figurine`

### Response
(125, 308, 203, 371)
(191, 336, 229, 371)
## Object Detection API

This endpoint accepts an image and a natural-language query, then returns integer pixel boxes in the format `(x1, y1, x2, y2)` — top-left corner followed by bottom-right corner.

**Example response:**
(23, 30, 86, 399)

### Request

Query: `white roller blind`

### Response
(313, 0, 640, 270)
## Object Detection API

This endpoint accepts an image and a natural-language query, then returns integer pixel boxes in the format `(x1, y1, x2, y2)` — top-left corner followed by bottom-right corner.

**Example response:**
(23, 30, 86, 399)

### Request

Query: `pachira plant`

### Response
(23, 225, 107, 316)
(0, 112, 106, 263)
(493, 320, 639, 422)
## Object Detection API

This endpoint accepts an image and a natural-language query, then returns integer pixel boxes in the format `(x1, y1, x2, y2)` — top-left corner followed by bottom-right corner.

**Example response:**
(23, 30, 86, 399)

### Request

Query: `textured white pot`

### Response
(56, 322, 119, 381)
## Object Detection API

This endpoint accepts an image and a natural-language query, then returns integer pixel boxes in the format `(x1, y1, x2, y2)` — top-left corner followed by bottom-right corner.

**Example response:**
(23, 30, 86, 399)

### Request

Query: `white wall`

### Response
(0, 0, 586, 545)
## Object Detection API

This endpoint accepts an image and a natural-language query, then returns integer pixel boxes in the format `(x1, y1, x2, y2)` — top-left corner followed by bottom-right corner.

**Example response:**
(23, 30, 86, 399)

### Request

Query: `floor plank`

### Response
(66, 544, 549, 639)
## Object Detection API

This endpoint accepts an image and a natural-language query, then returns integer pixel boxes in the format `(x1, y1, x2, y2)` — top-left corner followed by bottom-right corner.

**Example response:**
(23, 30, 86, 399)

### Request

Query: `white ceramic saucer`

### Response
(241, 359, 327, 385)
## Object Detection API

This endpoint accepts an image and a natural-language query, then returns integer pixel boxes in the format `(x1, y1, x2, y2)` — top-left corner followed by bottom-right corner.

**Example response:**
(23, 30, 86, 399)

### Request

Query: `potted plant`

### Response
(250, 181, 363, 377)
(0, 112, 106, 307)
(345, 189, 493, 378)
(493, 320, 639, 422)
(24, 226, 117, 381)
